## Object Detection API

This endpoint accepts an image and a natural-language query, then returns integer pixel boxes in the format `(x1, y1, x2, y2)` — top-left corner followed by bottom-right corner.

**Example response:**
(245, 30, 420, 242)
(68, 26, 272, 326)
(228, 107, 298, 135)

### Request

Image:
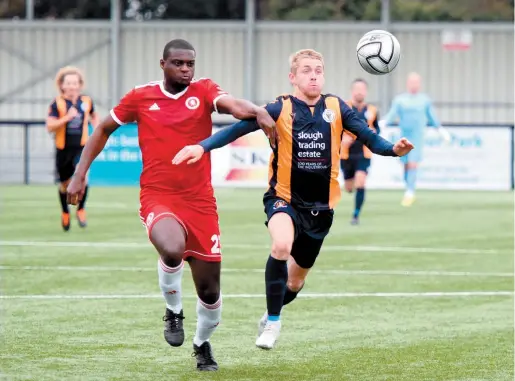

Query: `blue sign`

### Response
(87, 123, 232, 186)
(89, 123, 142, 186)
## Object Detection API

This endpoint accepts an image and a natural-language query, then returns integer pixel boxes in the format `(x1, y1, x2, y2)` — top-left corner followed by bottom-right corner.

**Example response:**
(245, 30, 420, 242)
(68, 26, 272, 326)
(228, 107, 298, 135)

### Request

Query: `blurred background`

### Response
(0, 0, 513, 187)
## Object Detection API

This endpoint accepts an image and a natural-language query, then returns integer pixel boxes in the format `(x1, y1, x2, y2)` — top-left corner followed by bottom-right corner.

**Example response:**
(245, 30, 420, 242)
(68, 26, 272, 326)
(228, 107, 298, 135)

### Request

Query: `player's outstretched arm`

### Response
(172, 120, 259, 165)
(67, 115, 120, 204)
(340, 100, 414, 157)
(216, 97, 277, 146)
(381, 97, 400, 128)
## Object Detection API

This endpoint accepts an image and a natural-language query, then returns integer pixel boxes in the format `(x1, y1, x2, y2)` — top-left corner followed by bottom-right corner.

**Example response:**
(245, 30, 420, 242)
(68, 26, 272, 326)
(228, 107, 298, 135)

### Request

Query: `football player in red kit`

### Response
(67, 39, 275, 371)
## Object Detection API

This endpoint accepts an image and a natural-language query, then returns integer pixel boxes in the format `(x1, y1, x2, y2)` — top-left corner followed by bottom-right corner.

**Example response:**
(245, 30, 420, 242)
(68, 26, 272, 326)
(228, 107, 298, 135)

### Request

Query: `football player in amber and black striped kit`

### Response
(173, 49, 414, 350)
(45, 66, 99, 231)
(340, 78, 380, 225)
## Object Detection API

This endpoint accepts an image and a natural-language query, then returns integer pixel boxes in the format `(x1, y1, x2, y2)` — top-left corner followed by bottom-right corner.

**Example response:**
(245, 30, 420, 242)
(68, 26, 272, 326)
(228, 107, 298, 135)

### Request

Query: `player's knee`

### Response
(59, 180, 70, 193)
(158, 240, 185, 266)
(196, 283, 220, 305)
(271, 240, 292, 260)
(355, 175, 367, 188)
(287, 278, 305, 292)
(344, 183, 353, 193)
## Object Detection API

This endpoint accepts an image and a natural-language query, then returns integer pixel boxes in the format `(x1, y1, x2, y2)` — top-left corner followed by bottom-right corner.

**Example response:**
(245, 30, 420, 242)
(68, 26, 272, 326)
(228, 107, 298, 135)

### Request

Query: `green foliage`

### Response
(1, 0, 513, 21)
(259, 0, 514, 21)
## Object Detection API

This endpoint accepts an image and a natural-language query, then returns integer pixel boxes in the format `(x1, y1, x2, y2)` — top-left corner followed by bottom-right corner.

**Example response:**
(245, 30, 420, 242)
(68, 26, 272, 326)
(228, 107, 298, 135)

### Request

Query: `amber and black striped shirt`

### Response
(200, 94, 397, 211)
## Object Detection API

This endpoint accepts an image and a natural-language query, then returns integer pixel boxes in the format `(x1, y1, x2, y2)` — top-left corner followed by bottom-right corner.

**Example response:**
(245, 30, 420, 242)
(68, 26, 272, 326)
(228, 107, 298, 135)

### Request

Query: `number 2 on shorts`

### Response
(211, 234, 221, 254)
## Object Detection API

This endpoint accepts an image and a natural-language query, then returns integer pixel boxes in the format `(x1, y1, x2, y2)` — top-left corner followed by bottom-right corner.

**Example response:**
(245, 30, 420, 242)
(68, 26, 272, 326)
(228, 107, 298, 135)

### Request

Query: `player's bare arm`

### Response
(46, 107, 77, 133)
(173, 120, 259, 165)
(90, 112, 100, 129)
(67, 115, 120, 204)
(216, 96, 277, 146)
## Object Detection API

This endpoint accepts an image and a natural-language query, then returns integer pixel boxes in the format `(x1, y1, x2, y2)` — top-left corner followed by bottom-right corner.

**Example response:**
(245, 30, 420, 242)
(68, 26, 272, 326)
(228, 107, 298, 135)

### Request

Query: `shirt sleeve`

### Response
(263, 97, 283, 121)
(90, 99, 96, 114)
(373, 111, 380, 134)
(48, 100, 59, 117)
(203, 79, 230, 113)
(200, 120, 260, 152)
(110, 88, 138, 125)
(200, 94, 285, 153)
(339, 98, 397, 157)
(384, 97, 400, 126)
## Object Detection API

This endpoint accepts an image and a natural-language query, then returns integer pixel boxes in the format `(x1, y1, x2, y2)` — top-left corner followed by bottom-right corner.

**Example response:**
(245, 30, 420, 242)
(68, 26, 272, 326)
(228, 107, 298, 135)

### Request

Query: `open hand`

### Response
(393, 137, 415, 157)
(172, 145, 205, 165)
(438, 126, 452, 144)
(341, 133, 355, 148)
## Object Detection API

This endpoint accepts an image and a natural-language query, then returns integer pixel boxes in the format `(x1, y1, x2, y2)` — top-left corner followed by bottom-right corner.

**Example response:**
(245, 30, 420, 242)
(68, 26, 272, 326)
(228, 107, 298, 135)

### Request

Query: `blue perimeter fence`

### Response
(0, 120, 514, 189)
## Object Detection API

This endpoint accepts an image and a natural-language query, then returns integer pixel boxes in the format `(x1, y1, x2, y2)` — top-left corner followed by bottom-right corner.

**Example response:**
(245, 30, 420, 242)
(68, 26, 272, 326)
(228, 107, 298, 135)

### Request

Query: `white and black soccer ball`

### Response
(356, 30, 401, 75)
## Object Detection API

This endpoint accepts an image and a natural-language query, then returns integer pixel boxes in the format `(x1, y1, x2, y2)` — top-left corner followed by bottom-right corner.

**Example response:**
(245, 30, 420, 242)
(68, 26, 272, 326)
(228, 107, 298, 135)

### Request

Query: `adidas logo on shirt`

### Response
(149, 103, 160, 111)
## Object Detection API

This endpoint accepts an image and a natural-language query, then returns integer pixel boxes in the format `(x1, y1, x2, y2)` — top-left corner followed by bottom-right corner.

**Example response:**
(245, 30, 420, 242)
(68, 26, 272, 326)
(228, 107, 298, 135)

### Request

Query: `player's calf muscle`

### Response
(287, 259, 308, 291)
(344, 180, 354, 193)
(286, 278, 304, 292)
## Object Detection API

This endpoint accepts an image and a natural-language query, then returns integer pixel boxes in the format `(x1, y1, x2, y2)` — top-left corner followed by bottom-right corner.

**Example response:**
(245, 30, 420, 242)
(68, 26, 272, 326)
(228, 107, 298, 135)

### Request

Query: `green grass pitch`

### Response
(1, 186, 513, 380)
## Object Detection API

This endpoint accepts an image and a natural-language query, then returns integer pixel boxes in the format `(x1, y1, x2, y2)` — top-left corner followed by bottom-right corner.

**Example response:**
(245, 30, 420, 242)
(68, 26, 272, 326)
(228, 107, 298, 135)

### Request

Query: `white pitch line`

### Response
(7, 201, 130, 209)
(0, 240, 504, 254)
(0, 291, 512, 300)
(0, 265, 511, 278)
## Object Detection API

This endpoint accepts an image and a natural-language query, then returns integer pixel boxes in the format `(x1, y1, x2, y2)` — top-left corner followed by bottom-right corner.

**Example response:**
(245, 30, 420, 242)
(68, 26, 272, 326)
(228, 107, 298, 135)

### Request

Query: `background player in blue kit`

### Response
(340, 79, 380, 225)
(383, 72, 451, 206)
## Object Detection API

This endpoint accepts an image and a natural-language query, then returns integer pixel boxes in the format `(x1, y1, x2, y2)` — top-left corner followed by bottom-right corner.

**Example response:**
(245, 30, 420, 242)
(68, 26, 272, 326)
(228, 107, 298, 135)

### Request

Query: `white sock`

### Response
(193, 296, 222, 347)
(157, 258, 184, 314)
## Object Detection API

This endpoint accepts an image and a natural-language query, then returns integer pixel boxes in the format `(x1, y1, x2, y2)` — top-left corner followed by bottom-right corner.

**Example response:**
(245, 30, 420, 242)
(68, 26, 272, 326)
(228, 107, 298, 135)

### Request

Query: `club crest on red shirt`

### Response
(186, 96, 200, 110)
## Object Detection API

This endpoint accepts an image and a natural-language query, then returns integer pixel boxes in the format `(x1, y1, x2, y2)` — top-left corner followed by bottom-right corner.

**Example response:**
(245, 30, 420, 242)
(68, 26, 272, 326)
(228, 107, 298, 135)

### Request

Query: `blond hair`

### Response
(54, 66, 85, 94)
(289, 49, 324, 73)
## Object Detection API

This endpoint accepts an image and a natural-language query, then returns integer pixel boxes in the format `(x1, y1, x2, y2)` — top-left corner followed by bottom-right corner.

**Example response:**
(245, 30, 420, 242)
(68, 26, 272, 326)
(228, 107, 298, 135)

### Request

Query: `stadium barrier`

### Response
(0, 121, 513, 190)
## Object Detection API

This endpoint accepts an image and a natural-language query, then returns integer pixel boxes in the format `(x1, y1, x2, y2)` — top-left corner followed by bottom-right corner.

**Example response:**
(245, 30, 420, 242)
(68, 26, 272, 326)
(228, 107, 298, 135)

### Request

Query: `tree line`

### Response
(2, 0, 513, 21)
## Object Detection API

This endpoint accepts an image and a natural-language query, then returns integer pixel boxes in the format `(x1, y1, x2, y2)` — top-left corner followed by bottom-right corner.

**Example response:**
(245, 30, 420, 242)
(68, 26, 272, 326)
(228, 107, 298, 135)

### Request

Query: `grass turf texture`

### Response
(1, 186, 513, 380)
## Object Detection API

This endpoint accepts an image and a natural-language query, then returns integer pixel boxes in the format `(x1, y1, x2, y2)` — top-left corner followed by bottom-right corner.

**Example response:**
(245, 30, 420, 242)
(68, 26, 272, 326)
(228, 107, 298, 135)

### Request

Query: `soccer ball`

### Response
(356, 30, 401, 75)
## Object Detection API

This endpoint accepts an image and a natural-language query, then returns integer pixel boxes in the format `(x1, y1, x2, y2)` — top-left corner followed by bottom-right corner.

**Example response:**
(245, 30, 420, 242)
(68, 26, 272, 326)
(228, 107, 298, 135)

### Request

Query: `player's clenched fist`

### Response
(172, 145, 205, 165)
(67, 174, 86, 205)
(392, 137, 415, 157)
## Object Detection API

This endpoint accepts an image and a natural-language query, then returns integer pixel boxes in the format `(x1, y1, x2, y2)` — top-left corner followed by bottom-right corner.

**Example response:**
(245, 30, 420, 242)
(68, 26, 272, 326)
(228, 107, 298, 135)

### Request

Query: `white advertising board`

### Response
(211, 126, 514, 191)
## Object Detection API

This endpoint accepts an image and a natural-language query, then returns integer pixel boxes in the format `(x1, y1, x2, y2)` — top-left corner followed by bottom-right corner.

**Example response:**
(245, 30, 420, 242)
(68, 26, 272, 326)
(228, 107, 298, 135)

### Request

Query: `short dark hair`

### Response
(163, 39, 195, 59)
(352, 78, 368, 87)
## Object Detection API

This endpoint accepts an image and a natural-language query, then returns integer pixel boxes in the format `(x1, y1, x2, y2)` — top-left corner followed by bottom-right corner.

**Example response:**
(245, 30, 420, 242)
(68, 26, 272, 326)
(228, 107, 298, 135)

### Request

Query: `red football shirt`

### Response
(110, 78, 228, 199)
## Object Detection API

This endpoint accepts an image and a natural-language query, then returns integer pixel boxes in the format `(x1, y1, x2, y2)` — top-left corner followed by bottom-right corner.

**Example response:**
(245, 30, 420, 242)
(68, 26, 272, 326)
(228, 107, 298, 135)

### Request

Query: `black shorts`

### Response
(55, 147, 83, 182)
(341, 157, 371, 180)
(263, 197, 334, 269)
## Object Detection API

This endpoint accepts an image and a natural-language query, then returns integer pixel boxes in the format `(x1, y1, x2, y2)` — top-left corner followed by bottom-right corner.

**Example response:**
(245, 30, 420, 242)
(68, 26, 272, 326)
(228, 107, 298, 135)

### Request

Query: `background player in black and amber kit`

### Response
(45, 66, 99, 231)
(173, 49, 414, 350)
(340, 79, 380, 225)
